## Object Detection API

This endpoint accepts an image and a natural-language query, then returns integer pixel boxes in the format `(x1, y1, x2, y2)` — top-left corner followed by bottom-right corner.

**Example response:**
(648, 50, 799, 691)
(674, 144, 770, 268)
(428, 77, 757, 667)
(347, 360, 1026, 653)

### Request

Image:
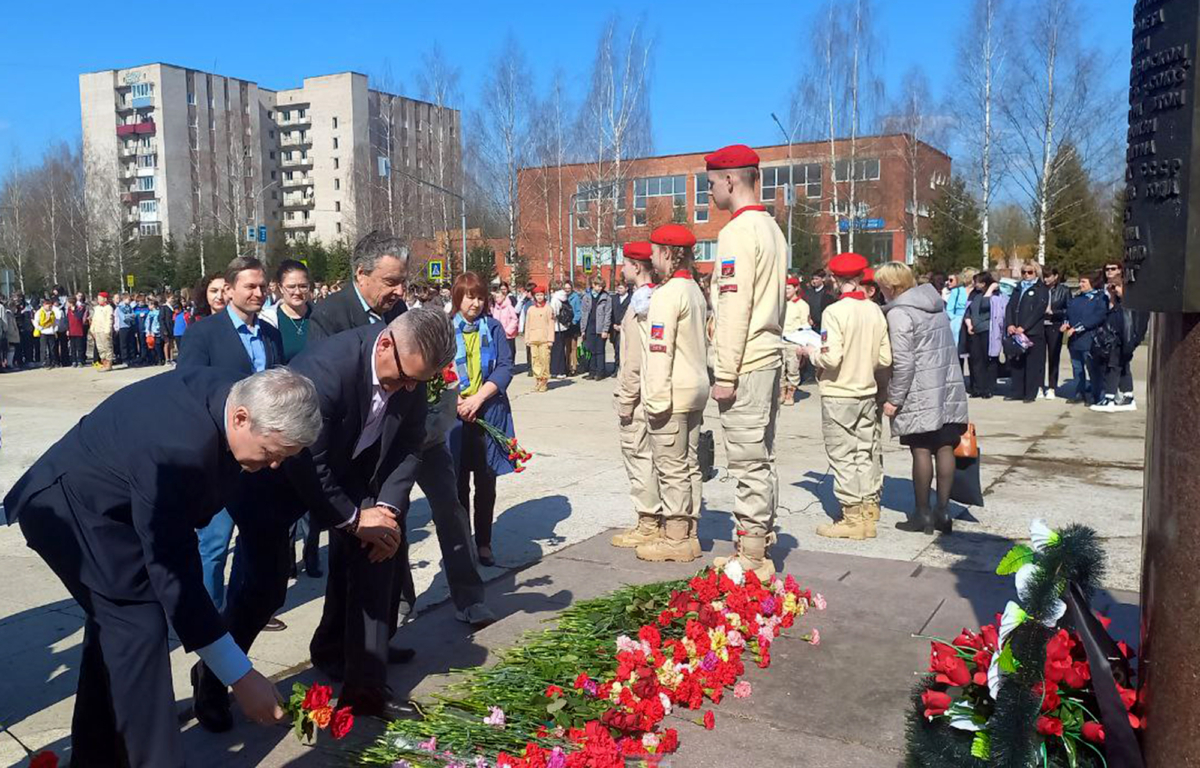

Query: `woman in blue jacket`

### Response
(449, 271, 516, 567)
(1062, 270, 1107, 405)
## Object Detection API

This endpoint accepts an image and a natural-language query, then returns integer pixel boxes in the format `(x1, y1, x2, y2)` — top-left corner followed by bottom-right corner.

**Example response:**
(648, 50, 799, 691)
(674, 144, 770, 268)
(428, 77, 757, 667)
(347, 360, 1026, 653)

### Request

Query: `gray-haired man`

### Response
(5, 367, 322, 766)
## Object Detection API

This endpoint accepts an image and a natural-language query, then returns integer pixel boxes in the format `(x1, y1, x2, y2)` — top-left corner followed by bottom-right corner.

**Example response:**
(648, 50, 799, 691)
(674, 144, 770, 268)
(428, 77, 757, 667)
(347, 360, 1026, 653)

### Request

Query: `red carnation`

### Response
(1036, 716, 1064, 737)
(574, 673, 590, 689)
(638, 625, 662, 650)
(1082, 721, 1106, 743)
(921, 689, 953, 719)
(1063, 661, 1090, 689)
(30, 753, 58, 768)
(302, 684, 333, 711)
(443, 367, 458, 384)
(330, 706, 354, 739)
(980, 624, 1000, 651)
(659, 728, 680, 753)
(703, 710, 715, 730)
(545, 684, 564, 699)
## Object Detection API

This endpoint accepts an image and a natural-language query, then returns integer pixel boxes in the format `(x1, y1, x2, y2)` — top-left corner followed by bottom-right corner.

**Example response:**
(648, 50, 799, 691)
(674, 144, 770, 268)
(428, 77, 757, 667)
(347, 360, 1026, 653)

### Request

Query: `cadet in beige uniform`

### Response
(781, 275, 811, 406)
(862, 266, 888, 525)
(800, 253, 893, 540)
(611, 241, 664, 549)
(705, 144, 788, 579)
(637, 225, 710, 563)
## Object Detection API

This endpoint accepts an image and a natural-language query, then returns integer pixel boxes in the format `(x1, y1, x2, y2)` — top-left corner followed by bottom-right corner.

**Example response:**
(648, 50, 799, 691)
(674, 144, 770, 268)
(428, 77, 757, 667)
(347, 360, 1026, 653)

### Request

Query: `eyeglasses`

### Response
(1021, 270, 1036, 275)
(1105, 266, 1120, 272)
(388, 330, 438, 386)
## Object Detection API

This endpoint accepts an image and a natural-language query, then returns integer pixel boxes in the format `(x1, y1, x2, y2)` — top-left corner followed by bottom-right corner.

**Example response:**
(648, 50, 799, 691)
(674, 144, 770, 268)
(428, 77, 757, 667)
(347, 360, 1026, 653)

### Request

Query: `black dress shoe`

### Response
(895, 509, 934, 535)
(264, 617, 287, 632)
(388, 646, 417, 664)
(477, 546, 496, 567)
(304, 565, 324, 578)
(337, 686, 422, 720)
(191, 663, 233, 733)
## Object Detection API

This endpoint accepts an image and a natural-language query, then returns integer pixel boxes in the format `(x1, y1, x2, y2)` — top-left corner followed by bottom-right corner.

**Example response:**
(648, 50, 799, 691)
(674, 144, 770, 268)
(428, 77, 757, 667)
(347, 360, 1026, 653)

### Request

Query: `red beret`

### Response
(705, 144, 760, 170)
(98, 291, 110, 298)
(650, 224, 696, 248)
(828, 252, 869, 278)
(863, 267, 876, 283)
(623, 241, 653, 262)
(786, 275, 801, 287)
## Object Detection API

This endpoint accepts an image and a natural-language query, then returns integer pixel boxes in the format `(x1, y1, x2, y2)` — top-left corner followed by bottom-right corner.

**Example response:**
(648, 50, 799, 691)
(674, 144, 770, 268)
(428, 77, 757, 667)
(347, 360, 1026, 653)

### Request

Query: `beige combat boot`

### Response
(816, 505, 867, 540)
(688, 518, 702, 559)
(734, 534, 776, 582)
(611, 514, 661, 549)
(635, 518, 699, 562)
(860, 500, 880, 539)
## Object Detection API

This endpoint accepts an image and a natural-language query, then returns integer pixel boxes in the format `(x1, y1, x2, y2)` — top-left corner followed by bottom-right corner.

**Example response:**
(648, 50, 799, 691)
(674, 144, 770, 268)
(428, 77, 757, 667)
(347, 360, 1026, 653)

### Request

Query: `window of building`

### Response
(334, 178, 340, 190)
(333, 157, 340, 170)
(298, 108, 306, 119)
(336, 222, 342, 234)
(281, 110, 291, 122)
(634, 175, 687, 206)
(138, 154, 156, 168)
(335, 201, 341, 212)
(694, 174, 709, 223)
(833, 158, 880, 182)
(139, 200, 158, 214)
(268, 129, 274, 139)
(830, 200, 872, 217)
(695, 240, 717, 262)
(139, 136, 152, 149)
(269, 151, 275, 160)
(270, 170, 276, 180)
(332, 116, 339, 128)
(139, 222, 161, 237)
(136, 176, 155, 191)
(333, 137, 339, 150)
(761, 163, 823, 202)
(271, 190, 277, 200)
(131, 82, 152, 99)
(187, 92, 196, 106)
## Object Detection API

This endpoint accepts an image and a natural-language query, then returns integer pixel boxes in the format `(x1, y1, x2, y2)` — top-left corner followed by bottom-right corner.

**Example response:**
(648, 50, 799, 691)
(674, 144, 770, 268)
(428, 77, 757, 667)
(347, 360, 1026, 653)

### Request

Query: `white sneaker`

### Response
(1036, 388, 1046, 400)
(1090, 400, 1118, 413)
(1114, 398, 1137, 412)
(1043, 389, 1057, 401)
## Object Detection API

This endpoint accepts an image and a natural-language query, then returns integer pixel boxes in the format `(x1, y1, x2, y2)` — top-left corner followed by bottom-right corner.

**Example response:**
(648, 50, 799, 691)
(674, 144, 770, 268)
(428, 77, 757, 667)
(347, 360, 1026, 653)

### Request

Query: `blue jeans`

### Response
(197, 509, 236, 610)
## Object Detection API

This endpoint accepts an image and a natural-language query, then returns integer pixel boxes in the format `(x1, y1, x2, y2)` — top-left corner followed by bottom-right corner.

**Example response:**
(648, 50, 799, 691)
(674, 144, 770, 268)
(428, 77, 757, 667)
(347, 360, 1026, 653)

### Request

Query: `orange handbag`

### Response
(955, 423, 979, 459)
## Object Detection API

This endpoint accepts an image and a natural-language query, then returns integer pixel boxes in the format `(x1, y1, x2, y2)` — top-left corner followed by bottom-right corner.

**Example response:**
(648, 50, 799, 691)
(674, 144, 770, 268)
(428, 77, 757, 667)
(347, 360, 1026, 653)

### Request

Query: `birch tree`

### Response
(417, 45, 463, 240)
(883, 67, 949, 262)
(529, 71, 573, 281)
(473, 33, 534, 264)
(0, 157, 31, 294)
(999, 0, 1121, 264)
(955, 0, 1008, 268)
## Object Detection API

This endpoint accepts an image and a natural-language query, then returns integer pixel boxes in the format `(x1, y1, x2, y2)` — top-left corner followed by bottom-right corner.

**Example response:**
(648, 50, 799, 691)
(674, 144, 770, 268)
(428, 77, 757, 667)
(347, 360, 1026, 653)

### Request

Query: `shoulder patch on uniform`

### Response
(720, 260, 736, 278)
(650, 323, 664, 340)
(719, 284, 738, 294)
(649, 343, 668, 353)
(821, 330, 828, 342)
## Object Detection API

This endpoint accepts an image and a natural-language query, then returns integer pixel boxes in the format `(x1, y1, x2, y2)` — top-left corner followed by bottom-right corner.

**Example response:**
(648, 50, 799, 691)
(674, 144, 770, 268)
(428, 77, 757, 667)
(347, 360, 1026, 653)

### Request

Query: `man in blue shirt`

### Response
(565, 280, 583, 375)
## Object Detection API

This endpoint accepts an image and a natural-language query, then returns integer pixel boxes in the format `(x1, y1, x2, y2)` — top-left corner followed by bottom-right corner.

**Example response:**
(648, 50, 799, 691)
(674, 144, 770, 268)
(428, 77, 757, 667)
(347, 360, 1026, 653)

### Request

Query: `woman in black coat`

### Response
(1004, 262, 1050, 403)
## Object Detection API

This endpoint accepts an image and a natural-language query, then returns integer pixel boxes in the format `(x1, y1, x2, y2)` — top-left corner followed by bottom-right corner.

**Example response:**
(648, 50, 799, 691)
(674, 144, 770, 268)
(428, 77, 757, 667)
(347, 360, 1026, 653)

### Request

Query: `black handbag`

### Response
(950, 452, 985, 507)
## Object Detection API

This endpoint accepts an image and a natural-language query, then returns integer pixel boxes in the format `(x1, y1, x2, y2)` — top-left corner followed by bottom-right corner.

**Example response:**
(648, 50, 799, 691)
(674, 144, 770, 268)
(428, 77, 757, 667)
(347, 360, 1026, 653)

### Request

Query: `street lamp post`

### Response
(251, 180, 279, 261)
(771, 113, 795, 262)
(394, 168, 467, 275)
(568, 181, 620, 285)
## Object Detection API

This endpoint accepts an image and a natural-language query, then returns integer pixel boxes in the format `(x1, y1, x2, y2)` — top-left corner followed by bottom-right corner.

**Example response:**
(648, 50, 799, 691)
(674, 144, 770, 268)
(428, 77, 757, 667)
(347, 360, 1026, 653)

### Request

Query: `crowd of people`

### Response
(1, 139, 1149, 767)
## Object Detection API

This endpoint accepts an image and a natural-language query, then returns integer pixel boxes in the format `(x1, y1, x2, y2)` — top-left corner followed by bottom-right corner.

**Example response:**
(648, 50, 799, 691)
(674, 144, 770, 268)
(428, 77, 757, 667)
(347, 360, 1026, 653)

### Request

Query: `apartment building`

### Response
(80, 63, 461, 255)
(515, 134, 951, 286)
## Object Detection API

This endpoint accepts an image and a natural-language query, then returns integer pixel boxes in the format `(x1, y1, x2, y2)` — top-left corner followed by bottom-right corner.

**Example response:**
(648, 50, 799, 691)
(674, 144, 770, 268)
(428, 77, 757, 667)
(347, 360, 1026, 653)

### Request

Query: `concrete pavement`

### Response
(0, 346, 1147, 765)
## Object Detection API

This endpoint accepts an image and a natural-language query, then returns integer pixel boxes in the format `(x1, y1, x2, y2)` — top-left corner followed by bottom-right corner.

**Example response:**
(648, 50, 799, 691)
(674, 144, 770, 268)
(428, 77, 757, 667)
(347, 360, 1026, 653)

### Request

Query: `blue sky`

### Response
(0, 0, 1133, 176)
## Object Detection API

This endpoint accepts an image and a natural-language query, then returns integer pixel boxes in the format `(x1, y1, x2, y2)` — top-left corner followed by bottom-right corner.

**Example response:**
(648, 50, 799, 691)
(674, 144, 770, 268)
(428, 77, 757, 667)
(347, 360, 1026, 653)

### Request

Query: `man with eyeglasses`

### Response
(1004, 262, 1050, 403)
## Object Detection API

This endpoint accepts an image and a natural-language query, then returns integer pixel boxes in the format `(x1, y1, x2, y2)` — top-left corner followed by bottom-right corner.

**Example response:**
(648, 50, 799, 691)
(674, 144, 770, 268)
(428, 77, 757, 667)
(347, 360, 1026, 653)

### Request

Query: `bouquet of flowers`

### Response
(906, 520, 1142, 767)
(286, 683, 354, 744)
(476, 418, 533, 473)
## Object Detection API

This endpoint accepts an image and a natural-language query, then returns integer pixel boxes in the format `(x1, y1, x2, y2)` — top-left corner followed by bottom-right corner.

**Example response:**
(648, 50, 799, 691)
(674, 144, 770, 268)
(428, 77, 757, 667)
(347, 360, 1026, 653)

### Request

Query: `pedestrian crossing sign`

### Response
(582, 253, 594, 274)
(428, 259, 444, 280)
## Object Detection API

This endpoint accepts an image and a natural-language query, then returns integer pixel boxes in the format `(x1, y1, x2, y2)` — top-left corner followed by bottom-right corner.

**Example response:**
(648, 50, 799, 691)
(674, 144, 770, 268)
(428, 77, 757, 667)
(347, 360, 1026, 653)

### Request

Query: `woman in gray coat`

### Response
(875, 263, 969, 536)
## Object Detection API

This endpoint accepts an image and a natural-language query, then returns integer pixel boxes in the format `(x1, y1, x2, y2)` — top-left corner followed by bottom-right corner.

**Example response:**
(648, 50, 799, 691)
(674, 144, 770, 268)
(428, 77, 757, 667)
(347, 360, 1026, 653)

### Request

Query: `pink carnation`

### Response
(814, 593, 827, 611)
(733, 681, 753, 699)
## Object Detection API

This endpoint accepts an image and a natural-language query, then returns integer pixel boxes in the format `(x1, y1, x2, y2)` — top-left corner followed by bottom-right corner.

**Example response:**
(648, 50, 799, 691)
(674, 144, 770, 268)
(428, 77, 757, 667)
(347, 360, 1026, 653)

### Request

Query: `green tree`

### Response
(467, 245, 497, 286)
(790, 213, 825, 276)
(1041, 144, 1106, 277)
(326, 241, 352, 284)
(923, 175, 983, 275)
(511, 251, 532, 288)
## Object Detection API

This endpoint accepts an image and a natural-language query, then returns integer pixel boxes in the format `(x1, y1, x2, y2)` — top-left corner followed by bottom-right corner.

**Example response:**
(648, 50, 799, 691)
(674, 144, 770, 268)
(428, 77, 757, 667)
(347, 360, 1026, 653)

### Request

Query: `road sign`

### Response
(428, 259, 444, 281)
(245, 225, 255, 241)
(125, 274, 135, 288)
(582, 253, 594, 274)
(837, 217, 885, 232)
(258, 225, 267, 243)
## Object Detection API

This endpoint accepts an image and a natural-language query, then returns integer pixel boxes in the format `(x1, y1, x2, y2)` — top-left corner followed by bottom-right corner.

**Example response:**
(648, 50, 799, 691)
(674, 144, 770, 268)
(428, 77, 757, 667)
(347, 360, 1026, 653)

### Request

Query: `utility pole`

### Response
(771, 112, 796, 263)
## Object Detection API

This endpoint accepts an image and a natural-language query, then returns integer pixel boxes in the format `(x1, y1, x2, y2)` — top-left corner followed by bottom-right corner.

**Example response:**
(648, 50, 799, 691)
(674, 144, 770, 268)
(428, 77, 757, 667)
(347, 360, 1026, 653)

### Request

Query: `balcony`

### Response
(282, 217, 315, 229)
(281, 175, 314, 188)
(278, 113, 312, 127)
(279, 132, 311, 147)
(280, 156, 314, 168)
(282, 194, 315, 208)
(119, 145, 138, 158)
(120, 166, 138, 180)
(116, 120, 156, 137)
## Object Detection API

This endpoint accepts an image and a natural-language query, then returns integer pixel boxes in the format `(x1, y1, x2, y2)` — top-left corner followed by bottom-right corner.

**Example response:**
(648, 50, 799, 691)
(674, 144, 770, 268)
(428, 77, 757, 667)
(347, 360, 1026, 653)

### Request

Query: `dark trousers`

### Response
(40, 334, 57, 366)
(585, 330, 607, 377)
(1009, 336, 1046, 401)
(70, 336, 86, 366)
(416, 441, 484, 610)
(551, 330, 569, 376)
(457, 422, 497, 548)
(525, 339, 533, 375)
(1044, 325, 1064, 390)
(612, 328, 622, 370)
(118, 327, 136, 364)
(58, 334, 70, 365)
(1099, 345, 1134, 402)
(967, 332, 996, 396)
(20, 482, 183, 767)
(310, 527, 404, 693)
(293, 512, 322, 572)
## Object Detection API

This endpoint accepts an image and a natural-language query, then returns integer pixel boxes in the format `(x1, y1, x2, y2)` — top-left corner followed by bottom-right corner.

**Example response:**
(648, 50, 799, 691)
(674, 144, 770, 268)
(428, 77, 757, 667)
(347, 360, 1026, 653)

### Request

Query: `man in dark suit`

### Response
(1005, 262, 1051, 402)
(311, 231, 494, 631)
(177, 256, 285, 621)
(299, 310, 455, 716)
(3, 367, 322, 767)
(804, 270, 836, 331)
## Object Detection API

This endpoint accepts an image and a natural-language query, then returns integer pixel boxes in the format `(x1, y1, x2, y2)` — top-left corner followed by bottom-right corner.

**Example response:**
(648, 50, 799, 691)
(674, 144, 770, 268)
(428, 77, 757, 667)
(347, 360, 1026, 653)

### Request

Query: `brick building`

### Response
(515, 134, 951, 287)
